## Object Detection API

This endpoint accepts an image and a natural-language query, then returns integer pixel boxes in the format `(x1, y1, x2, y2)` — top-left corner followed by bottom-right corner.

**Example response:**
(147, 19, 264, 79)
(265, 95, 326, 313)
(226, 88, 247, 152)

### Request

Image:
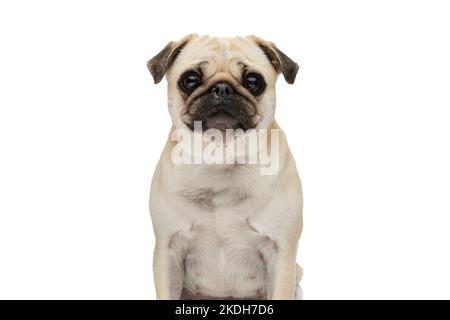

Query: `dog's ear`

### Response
(147, 34, 197, 84)
(250, 36, 299, 84)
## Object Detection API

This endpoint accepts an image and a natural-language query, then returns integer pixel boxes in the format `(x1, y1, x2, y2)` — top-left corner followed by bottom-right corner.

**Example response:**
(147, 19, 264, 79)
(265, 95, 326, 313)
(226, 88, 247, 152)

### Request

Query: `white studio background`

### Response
(0, 0, 449, 299)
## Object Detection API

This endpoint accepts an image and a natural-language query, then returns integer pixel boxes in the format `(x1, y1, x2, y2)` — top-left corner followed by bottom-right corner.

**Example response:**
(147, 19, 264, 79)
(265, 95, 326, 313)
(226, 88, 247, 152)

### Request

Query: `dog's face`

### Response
(148, 35, 298, 131)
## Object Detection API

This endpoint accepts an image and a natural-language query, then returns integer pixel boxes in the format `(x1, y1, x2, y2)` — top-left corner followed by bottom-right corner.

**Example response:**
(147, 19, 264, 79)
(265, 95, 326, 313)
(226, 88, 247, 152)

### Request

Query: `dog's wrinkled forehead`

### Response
(167, 36, 276, 83)
(147, 34, 299, 86)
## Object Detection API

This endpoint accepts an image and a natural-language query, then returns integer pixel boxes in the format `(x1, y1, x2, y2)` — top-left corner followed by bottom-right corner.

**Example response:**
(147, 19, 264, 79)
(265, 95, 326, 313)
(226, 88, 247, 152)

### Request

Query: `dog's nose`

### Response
(211, 82, 234, 99)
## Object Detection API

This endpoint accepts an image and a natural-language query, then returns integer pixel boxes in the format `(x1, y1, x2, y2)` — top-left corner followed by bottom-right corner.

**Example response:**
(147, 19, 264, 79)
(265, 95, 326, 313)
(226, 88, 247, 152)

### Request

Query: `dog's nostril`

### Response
(211, 82, 234, 98)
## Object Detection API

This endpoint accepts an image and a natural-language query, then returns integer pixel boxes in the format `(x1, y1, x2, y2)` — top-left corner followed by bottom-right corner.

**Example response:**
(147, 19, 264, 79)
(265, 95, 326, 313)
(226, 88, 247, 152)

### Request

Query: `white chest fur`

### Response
(169, 193, 279, 299)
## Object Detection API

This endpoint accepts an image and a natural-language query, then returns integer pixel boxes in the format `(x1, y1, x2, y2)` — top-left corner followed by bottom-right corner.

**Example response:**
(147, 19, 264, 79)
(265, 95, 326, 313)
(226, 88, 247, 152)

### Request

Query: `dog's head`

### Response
(148, 35, 298, 132)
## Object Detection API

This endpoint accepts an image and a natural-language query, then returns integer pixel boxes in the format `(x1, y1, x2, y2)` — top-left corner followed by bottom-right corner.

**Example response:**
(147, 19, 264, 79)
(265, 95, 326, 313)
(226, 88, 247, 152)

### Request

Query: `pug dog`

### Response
(147, 35, 303, 300)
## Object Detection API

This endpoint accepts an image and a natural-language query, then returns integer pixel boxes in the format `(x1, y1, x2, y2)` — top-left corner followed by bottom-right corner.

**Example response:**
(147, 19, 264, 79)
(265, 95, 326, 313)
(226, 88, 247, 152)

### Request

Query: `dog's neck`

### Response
(159, 120, 288, 196)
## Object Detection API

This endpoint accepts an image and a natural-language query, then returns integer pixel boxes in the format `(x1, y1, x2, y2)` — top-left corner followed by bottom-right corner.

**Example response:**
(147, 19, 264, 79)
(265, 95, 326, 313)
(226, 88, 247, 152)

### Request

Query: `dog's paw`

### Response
(294, 284, 303, 300)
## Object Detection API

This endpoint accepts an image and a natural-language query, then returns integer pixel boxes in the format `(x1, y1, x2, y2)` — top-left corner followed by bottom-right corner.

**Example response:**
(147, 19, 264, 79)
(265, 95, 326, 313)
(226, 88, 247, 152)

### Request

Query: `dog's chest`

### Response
(179, 215, 277, 299)
(169, 179, 278, 298)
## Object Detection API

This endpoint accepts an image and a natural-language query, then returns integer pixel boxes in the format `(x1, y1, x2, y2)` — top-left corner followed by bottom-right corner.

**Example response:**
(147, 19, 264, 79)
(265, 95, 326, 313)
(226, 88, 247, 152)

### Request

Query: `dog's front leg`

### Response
(267, 247, 298, 300)
(153, 240, 184, 300)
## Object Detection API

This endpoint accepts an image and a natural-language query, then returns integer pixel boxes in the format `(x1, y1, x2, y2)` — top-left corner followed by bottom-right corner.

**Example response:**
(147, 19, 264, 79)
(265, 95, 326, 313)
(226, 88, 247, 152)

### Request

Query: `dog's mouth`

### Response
(200, 110, 246, 131)
(185, 94, 257, 132)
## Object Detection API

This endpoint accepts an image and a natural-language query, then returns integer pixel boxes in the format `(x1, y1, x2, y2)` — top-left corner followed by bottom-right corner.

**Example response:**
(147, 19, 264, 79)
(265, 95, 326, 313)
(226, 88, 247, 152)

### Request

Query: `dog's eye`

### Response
(179, 71, 202, 93)
(243, 73, 266, 96)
